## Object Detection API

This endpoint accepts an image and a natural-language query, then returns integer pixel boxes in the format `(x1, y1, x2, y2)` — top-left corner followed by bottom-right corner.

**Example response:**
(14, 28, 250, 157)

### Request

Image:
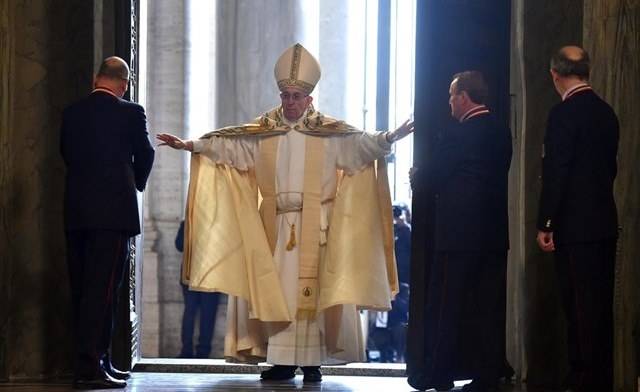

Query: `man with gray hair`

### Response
(537, 45, 619, 392)
(61, 56, 154, 389)
(407, 70, 512, 392)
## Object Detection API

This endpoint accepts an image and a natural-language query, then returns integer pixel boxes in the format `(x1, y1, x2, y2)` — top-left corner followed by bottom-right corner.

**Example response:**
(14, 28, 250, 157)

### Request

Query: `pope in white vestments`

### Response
(157, 43, 414, 382)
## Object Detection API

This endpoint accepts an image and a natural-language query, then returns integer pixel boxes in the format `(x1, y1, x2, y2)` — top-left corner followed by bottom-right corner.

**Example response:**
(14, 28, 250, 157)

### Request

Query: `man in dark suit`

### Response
(408, 71, 512, 392)
(393, 204, 411, 286)
(537, 45, 619, 392)
(60, 56, 154, 389)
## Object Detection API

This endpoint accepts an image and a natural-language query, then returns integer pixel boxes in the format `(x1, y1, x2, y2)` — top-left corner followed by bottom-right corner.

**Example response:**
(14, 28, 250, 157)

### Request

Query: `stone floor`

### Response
(0, 372, 529, 392)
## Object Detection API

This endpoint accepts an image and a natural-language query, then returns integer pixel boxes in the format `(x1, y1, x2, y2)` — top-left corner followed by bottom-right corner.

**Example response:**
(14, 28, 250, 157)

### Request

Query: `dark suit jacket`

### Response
(60, 91, 155, 236)
(537, 89, 619, 245)
(430, 113, 512, 252)
(394, 222, 411, 284)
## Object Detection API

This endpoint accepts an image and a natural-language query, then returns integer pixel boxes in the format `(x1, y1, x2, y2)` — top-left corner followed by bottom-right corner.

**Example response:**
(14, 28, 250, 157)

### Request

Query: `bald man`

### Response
(61, 56, 154, 389)
(537, 46, 619, 392)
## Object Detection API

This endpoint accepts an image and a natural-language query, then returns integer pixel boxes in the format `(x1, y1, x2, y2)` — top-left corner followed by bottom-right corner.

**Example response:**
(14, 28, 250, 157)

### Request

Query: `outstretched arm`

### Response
(336, 118, 415, 173)
(156, 133, 194, 151)
(156, 133, 258, 170)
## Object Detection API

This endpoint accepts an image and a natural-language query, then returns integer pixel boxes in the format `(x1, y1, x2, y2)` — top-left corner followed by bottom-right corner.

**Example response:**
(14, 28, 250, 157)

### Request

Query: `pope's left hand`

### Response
(388, 118, 415, 142)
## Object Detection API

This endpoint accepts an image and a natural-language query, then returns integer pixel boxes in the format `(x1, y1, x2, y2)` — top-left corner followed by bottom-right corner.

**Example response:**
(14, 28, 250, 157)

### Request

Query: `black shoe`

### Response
(501, 362, 515, 383)
(100, 356, 131, 380)
(260, 365, 297, 381)
(73, 370, 126, 389)
(407, 374, 453, 391)
(301, 366, 322, 382)
(461, 379, 499, 392)
(435, 382, 455, 391)
(407, 374, 428, 391)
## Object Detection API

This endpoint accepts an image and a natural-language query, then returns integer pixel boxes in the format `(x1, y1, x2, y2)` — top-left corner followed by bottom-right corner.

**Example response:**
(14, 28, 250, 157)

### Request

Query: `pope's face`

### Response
(280, 87, 313, 122)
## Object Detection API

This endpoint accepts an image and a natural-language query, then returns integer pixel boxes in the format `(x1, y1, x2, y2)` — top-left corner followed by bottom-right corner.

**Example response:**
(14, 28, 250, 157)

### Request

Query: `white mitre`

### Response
(274, 43, 321, 94)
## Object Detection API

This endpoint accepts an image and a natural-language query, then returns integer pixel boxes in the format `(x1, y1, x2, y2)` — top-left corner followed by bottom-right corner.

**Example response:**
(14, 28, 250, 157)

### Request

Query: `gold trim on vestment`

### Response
(255, 136, 279, 254)
(198, 106, 362, 140)
(182, 156, 201, 283)
(375, 159, 398, 291)
(296, 136, 324, 319)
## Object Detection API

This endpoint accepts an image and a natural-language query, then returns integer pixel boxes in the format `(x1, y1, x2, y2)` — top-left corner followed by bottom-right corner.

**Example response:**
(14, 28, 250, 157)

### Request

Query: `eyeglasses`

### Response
(280, 92, 308, 102)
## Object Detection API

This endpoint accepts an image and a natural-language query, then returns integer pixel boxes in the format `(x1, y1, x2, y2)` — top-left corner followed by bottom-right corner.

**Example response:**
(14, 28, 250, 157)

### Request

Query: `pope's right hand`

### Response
(156, 133, 191, 151)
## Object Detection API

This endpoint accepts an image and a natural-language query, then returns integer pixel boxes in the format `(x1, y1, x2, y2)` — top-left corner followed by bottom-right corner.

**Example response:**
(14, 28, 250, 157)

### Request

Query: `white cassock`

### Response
(193, 112, 392, 366)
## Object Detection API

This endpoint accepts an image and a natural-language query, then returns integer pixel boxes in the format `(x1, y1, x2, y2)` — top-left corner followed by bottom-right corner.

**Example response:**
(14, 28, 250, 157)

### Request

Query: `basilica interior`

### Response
(1, 0, 639, 391)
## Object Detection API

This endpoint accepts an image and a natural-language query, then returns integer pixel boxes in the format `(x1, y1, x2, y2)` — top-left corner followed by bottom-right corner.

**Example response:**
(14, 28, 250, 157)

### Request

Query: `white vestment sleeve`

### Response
(190, 136, 259, 171)
(335, 131, 392, 174)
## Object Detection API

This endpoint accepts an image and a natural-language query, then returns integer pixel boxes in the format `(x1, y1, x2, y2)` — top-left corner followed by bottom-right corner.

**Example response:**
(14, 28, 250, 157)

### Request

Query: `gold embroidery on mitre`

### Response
(275, 43, 320, 95)
(290, 43, 302, 80)
(277, 79, 315, 94)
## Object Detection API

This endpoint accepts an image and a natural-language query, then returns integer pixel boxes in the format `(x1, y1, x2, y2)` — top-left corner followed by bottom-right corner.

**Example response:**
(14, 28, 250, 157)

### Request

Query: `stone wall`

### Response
(0, 0, 12, 381)
(583, 2, 640, 390)
(0, 0, 94, 380)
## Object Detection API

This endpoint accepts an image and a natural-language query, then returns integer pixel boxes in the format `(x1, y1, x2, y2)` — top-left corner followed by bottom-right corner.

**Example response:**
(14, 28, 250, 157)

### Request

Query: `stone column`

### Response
(583, 2, 640, 390)
(318, 0, 350, 122)
(144, 0, 188, 357)
(213, 0, 307, 127)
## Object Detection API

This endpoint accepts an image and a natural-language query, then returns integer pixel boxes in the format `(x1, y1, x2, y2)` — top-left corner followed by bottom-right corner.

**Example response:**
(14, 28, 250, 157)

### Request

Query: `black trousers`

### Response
(422, 250, 507, 384)
(66, 229, 130, 378)
(555, 240, 616, 392)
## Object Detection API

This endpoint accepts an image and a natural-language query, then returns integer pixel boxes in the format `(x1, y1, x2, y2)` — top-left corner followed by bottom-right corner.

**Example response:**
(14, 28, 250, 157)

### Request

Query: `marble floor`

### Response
(0, 372, 529, 392)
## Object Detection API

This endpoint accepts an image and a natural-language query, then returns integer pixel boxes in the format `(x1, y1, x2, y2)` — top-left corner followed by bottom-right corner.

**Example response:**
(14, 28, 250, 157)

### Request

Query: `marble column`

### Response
(213, 0, 307, 128)
(0, 0, 93, 380)
(144, 0, 188, 358)
(583, 2, 640, 390)
(317, 0, 352, 123)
